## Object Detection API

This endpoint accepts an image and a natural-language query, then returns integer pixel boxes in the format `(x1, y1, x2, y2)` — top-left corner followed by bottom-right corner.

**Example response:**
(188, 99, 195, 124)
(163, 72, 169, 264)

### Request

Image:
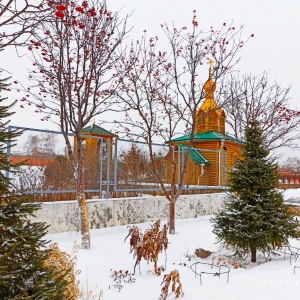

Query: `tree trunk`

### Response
(169, 201, 176, 234)
(250, 247, 256, 263)
(77, 150, 91, 249)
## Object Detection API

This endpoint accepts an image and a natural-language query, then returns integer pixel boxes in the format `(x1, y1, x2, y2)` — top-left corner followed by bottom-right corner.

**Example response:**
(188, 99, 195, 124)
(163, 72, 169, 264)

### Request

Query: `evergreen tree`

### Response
(0, 77, 19, 195)
(0, 77, 70, 299)
(211, 119, 298, 263)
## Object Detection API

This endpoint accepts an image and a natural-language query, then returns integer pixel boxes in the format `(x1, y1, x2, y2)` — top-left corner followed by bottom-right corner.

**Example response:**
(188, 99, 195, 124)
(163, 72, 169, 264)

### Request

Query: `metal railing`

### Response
(6, 125, 228, 200)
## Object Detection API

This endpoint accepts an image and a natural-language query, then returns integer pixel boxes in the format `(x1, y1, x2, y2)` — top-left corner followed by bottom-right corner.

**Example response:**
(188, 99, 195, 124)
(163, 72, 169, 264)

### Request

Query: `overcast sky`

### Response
(2, 0, 300, 160)
(109, 0, 300, 101)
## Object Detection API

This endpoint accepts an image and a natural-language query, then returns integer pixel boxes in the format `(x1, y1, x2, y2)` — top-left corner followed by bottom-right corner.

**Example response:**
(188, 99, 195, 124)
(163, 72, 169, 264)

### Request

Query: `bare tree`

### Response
(225, 72, 300, 151)
(24, 133, 57, 156)
(21, 0, 129, 248)
(118, 144, 151, 190)
(114, 12, 252, 233)
(44, 155, 75, 190)
(0, 0, 51, 50)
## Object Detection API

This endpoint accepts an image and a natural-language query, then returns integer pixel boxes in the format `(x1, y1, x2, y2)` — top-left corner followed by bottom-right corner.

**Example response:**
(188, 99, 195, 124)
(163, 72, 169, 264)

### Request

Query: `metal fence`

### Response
(6, 126, 226, 200)
(113, 138, 173, 192)
(7, 126, 75, 194)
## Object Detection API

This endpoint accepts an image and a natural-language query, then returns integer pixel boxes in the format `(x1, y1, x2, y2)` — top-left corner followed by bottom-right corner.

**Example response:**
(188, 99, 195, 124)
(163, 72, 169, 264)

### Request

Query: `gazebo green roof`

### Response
(170, 131, 239, 143)
(179, 145, 211, 165)
(81, 124, 118, 137)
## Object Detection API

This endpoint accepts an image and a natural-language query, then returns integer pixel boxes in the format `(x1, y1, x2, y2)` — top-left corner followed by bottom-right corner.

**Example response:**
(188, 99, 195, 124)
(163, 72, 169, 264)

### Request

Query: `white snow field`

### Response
(45, 189, 300, 300)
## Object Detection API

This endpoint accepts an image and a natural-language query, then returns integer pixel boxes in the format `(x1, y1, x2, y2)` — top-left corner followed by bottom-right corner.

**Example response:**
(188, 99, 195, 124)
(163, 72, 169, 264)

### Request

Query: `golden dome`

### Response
(204, 78, 216, 94)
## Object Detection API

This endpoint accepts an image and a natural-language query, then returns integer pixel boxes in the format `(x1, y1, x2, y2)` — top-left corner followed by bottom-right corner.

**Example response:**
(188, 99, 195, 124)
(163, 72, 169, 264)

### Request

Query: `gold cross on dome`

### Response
(207, 59, 214, 77)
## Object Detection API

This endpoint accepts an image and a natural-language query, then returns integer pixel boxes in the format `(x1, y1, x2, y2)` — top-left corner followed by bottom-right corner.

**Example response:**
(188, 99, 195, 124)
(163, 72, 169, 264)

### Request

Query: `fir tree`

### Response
(0, 77, 19, 195)
(0, 76, 70, 299)
(211, 119, 298, 263)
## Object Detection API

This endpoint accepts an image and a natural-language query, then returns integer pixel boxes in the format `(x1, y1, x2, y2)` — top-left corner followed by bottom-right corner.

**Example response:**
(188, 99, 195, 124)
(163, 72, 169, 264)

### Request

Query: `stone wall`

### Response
(31, 193, 226, 233)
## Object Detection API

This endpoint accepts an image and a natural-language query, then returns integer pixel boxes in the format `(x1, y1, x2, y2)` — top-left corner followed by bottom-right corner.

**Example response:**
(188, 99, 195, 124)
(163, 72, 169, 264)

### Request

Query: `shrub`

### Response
(45, 243, 80, 299)
(125, 220, 168, 275)
(159, 270, 184, 299)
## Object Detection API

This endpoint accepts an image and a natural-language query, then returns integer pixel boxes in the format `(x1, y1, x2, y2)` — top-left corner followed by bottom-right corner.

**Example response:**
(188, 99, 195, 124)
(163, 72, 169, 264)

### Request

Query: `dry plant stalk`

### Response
(110, 269, 136, 292)
(125, 220, 168, 275)
(212, 254, 248, 269)
(287, 205, 300, 216)
(81, 289, 104, 300)
(159, 269, 184, 300)
(44, 243, 81, 299)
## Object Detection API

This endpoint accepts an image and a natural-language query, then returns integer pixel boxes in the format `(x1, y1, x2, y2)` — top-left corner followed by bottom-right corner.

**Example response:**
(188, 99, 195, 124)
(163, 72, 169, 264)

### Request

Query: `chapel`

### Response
(168, 64, 242, 187)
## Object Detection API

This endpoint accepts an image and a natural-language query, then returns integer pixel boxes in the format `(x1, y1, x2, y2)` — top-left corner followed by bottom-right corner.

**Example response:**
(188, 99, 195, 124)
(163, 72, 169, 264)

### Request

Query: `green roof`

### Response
(179, 145, 211, 165)
(81, 124, 118, 137)
(170, 131, 239, 143)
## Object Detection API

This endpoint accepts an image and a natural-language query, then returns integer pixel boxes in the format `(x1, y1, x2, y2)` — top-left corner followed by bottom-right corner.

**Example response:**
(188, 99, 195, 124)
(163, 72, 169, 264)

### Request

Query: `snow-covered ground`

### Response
(283, 188, 300, 204)
(45, 189, 300, 300)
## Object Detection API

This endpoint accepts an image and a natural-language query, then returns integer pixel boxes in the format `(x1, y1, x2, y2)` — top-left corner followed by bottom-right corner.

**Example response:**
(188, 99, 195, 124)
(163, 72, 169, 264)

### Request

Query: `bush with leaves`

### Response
(125, 220, 168, 275)
(159, 270, 184, 300)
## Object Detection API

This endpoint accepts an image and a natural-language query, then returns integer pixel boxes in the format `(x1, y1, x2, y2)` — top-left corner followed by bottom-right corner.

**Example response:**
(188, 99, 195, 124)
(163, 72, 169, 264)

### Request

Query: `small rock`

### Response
(195, 248, 212, 259)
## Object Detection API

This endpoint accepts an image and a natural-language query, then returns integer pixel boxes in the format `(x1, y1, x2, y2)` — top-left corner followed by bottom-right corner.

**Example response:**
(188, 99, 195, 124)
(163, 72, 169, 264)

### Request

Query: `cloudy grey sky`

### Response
(2, 0, 300, 159)
(109, 0, 300, 101)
